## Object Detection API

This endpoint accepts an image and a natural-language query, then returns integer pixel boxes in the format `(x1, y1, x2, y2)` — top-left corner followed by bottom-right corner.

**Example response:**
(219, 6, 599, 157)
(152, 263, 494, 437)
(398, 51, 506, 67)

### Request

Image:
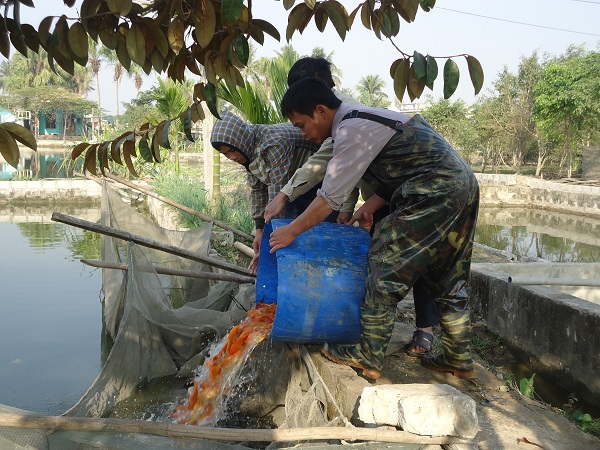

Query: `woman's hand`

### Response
(264, 192, 288, 223)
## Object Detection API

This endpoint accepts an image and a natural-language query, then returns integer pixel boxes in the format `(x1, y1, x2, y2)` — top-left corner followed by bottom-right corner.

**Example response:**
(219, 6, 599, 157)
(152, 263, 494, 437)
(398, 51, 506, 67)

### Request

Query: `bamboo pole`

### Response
(51, 212, 254, 277)
(508, 276, 600, 287)
(0, 413, 480, 445)
(102, 172, 254, 242)
(233, 241, 254, 258)
(80, 259, 255, 284)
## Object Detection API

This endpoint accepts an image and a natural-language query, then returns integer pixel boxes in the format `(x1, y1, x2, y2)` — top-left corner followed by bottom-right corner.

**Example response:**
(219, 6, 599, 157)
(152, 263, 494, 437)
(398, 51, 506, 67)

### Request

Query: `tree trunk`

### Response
(212, 145, 221, 218)
(115, 79, 120, 118)
(202, 103, 215, 195)
(62, 113, 68, 142)
(96, 71, 102, 136)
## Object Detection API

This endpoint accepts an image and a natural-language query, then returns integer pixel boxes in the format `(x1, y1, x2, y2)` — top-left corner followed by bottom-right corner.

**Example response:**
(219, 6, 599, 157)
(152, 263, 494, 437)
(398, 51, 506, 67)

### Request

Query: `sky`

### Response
(14, 0, 600, 115)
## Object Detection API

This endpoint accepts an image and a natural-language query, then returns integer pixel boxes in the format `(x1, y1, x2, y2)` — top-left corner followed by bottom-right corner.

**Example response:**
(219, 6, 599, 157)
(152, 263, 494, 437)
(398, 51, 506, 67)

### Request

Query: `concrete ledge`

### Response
(476, 174, 600, 218)
(0, 179, 102, 203)
(470, 263, 600, 407)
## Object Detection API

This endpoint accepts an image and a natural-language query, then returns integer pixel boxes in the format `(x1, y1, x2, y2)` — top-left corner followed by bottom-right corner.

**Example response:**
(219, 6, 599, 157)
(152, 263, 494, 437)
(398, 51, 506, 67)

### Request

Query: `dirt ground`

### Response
(379, 244, 600, 450)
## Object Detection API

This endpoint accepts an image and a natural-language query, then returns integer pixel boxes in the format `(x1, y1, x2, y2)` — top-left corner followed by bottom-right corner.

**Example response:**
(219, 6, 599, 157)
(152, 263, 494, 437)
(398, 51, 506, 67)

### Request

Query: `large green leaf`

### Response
(195, 0, 216, 47)
(412, 51, 426, 80)
(158, 120, 171, 149)
(407, 65, 425, 101)
(519, 373, 535, 398)
(71, 142, 91, 160)
(180, 108, 195, 142)
(204, 83, 221, 119)
(221, 0, 244, 25)
(0, 127, 20, 169)
(67, 22, 88, 65)
(234, 34, 249, 65)
(126, 23, 147, 66)
(443, 58, 459, 99)
(145, 19, 169, 57)
(138, 136, 153, 162)
(419, 0, 436, 12)
(321, 1, 348, 41)
(98, 140, 110, 176)
(122, 141, 138, 177)
(0, 122, 37, 151)
(286, 3, 311, 41)
(83, 144, 98, 176)
(107, 0, 132, 15)
(252, 19, 280, 42)
(466, 55, 484, 95)
(168, 18, 184, 54)
(425, 55, 438, 88)
(392, 58, 410, 102)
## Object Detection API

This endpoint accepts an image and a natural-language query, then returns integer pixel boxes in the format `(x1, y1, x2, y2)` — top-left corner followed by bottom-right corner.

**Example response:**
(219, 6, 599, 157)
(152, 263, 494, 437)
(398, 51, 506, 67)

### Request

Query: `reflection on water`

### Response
(0, 210, 102, 415)
(475, 207, 600, 262)
(1, 147, 81, 180)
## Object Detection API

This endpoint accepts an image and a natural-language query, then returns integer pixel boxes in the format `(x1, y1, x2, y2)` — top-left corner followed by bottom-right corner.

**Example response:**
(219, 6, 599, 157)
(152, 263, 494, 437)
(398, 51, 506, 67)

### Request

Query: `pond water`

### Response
(475, 207, 600, 262)
(1, 204, 599, 417)
(0, 208, 102, 415)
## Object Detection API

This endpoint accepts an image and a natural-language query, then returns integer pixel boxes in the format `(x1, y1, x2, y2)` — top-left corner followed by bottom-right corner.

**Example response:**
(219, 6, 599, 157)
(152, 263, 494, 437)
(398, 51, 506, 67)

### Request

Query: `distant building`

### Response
(390, 100, 430, 115)
(38, 111, 84, 137)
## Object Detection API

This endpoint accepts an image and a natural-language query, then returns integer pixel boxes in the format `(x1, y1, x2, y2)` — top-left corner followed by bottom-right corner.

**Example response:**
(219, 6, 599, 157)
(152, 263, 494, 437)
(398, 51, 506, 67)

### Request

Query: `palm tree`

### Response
(128, 65, 144, 98)
(0, 50, 78, 93)
(101, 48, 124, 118)
(152, 78, 194, 175)
(356, 74, 391, 108)
(88, 39, 105, 135)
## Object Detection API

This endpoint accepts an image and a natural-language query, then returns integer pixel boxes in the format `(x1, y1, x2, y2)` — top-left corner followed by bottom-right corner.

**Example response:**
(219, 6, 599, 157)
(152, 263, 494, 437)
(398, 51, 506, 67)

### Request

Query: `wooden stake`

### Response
(102, 172, 254, 241)
(0, 413, 480, 445)
(51, 212, 254, 277)
(233, 241, 254, 258)
(80, 259, 255, 284)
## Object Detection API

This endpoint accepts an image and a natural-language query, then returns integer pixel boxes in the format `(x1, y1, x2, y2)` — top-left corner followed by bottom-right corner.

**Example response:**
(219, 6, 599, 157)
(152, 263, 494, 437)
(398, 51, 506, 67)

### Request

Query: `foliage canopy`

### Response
(0, 0, 485, 175)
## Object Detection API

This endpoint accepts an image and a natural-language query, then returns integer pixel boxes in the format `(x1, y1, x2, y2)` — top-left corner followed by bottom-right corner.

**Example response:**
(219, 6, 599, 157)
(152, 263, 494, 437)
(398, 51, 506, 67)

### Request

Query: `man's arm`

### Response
(268, 196, 333, 252)
(264, 139, 333, 222)
(280, 138, 333, 201)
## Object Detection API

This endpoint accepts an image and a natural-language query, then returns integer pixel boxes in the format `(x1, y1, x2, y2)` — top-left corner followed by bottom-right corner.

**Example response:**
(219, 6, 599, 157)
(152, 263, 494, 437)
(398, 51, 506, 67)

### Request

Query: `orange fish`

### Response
(172, 302, 277, 425)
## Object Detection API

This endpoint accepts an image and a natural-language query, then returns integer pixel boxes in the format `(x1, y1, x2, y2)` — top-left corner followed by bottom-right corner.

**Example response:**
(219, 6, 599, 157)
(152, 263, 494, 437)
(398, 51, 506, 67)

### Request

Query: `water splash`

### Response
(171, 302, 276, 425)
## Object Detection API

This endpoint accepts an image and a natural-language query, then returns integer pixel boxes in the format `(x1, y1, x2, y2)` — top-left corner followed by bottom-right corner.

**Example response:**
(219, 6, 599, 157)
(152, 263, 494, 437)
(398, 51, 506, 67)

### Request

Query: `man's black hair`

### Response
(287, 57, 335, 88)
(281, 78, 342, 118)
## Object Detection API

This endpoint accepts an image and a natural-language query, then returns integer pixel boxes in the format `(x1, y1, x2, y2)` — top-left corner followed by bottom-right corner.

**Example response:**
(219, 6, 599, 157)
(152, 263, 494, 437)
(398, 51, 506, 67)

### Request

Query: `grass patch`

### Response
(150, 163, 254, 236)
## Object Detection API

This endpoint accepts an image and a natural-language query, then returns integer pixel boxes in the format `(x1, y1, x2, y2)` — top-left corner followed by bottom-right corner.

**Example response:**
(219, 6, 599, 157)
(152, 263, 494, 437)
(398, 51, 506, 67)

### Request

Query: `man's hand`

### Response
(337, 211, 353, 224)
(264, 192, 288, 223)
(268, 224, 298, 253)
(348, 207, 374, 232)
(348, 193, 386, 232)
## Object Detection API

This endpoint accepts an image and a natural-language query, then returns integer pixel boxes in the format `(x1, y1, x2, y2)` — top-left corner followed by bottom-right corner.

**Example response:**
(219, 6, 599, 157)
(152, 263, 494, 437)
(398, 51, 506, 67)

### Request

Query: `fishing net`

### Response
(0, 180, 358, 449)
(64, 181, 254, 417)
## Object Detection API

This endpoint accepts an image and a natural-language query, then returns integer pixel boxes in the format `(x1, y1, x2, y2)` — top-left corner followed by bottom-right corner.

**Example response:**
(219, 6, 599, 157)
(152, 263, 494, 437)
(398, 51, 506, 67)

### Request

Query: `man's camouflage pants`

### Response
(359, 166, 480, 372)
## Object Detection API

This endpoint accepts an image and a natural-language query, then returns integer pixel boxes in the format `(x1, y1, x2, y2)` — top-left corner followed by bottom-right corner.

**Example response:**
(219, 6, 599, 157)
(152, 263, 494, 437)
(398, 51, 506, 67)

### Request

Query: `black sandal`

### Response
(404, 330, 433, 357)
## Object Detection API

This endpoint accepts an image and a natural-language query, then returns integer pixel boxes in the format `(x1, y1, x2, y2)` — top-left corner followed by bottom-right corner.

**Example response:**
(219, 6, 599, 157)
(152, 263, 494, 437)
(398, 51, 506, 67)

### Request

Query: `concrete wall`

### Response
(477, 174, 600, 218)
(0, 179, 102, 203)
(470, 263, 600, 407)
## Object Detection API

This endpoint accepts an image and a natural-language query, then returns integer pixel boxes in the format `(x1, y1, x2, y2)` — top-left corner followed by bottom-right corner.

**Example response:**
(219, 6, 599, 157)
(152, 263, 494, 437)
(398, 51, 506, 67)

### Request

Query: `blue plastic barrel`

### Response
(256, 219, 371, 344)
